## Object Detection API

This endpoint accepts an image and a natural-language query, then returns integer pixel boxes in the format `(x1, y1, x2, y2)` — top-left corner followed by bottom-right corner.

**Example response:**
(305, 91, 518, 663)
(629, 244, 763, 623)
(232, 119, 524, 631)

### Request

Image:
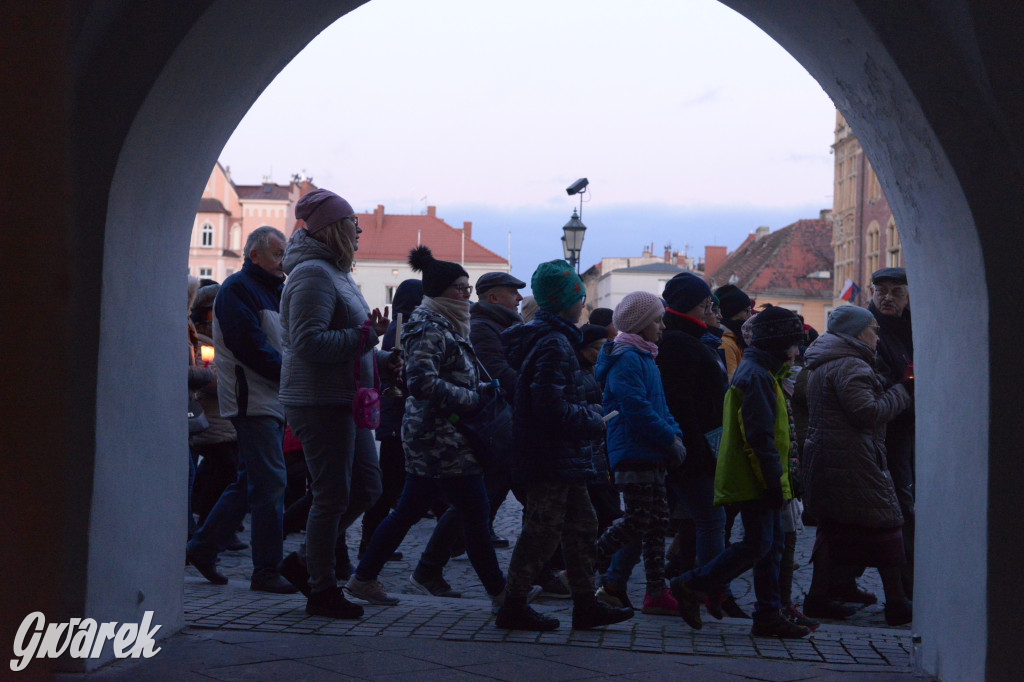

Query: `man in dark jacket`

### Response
(186, 226, 297, 594)
(868, 266, 915, 597)
(495, 260, 633, 632)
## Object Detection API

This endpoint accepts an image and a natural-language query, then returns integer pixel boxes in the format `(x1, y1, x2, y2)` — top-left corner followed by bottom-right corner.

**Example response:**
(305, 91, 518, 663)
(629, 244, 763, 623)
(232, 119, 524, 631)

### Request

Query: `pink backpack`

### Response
(352, 320, 381, 430)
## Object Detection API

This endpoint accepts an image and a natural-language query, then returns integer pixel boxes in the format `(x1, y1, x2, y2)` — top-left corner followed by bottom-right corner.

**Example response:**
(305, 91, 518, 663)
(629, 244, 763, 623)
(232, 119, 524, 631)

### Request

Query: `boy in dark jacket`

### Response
(670, 306, 811, 638)
(495, 260, 634, 632)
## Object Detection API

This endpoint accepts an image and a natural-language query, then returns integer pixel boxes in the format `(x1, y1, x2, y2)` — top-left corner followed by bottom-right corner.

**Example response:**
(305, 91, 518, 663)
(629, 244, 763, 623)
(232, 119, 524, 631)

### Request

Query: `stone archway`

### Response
(4, 1, 1022, 678)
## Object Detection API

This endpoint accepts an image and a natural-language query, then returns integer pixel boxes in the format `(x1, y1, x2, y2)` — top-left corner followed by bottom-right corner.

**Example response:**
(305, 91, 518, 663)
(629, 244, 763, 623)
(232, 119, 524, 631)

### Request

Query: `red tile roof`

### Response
(197, 197, 229, 214)
(297, 207, 507, 264)
(711, 219, 834, 298)
(236, 183, 291, 201)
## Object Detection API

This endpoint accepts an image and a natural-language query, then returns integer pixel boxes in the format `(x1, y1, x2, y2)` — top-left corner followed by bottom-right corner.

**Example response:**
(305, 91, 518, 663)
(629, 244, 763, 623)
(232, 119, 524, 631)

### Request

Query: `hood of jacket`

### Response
(502, 309, 581, 371)
(471, 300, 522, 329)
(593, 340, 639, 385)
(282, 228, 338, 275)
(803, 331, 875, 370)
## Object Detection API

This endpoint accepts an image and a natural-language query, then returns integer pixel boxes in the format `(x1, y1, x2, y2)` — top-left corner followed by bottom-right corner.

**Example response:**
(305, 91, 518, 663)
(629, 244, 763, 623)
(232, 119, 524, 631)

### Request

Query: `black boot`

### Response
(280, 551, 311, 596)
(306, 586, 364, 619)
(495, 596, 560, 631)
(571, 593, 634, 630)
(884, 599, 913, 626)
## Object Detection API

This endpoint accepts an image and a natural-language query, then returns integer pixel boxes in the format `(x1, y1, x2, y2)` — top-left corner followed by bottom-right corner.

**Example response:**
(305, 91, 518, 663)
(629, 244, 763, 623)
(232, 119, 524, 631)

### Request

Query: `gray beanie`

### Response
(827, 305, 875, 337)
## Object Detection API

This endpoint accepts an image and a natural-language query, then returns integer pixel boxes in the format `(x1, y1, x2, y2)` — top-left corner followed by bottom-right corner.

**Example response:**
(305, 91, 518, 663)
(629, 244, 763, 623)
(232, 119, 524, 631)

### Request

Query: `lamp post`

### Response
(562, 209, 587, 272)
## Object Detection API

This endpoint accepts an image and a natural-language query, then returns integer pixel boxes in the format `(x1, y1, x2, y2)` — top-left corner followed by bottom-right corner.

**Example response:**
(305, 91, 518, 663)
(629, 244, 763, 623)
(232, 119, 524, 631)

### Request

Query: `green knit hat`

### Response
(531, 260, 585, 313)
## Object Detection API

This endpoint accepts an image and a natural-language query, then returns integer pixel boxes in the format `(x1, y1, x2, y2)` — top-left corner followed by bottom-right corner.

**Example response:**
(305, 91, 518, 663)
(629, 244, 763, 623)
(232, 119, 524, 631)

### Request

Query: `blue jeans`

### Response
(287, 405, 382, 593)
(683, 501, 784, 618)
(356, 474, 505, 597)
(604, 474, 731, 594)
(187, 416, 286, 580)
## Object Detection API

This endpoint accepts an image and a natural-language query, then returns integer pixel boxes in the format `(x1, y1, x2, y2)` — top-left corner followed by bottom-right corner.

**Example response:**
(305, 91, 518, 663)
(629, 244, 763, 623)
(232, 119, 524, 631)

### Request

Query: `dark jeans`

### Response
(191, 440, 239, 527)
(418, 465, 511, 571)
(360, 437, 407, 548)
(356, 474, 505, 596)
(683, 500, 784, 618)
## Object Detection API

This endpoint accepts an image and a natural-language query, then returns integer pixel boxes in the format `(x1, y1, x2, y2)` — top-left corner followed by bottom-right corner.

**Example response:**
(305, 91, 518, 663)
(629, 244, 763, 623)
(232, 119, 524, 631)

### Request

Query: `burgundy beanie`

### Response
(295, 189, 355, 234)
(613, 291, 665, 334)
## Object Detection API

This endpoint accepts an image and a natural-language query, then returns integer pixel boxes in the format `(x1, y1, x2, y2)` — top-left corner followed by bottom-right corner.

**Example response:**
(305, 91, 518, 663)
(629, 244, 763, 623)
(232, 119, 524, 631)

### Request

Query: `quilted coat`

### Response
(802, 332, 912, 528)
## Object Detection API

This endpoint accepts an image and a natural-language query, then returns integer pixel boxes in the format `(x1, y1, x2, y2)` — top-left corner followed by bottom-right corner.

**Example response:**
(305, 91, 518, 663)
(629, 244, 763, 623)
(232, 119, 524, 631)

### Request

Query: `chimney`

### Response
(755, 226, 770, 241)
(642, 243, 652, 258)
(427, 205, 436, 218)
(463, 221, 472, 241)
(820, 208, 833, 222)
(704, 246, 728, 276)
(676, 253, 687, 268)
(374, 204, 384, 231)
(664, 247, 672, 263)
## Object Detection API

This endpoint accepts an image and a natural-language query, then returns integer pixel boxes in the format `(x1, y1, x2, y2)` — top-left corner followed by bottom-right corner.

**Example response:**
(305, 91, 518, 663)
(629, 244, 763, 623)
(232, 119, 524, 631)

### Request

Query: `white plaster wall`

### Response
(353, 260, 508, 314)
(596, 271, 675, 310)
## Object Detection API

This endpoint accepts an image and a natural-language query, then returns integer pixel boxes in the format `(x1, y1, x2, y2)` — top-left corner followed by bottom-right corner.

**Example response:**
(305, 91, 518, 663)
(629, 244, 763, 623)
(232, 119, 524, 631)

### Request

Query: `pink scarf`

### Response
(614, 332, 659, 358)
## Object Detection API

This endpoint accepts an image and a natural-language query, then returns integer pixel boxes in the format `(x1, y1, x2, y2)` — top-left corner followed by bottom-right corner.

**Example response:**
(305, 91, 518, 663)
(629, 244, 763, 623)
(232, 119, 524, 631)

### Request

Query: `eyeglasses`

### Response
(345, 215, 359, 228)
(873, 286, 907, 298)
(451, 284, 473, 294)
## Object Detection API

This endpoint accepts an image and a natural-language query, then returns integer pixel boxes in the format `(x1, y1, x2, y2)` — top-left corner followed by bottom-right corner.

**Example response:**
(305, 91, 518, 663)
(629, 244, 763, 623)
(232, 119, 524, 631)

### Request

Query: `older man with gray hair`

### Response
(186, 226, 297, 594)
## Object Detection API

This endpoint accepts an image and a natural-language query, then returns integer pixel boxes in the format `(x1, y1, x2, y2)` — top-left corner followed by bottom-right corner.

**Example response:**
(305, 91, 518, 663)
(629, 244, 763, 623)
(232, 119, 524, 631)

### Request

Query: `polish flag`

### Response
(840, 279, 860, 302)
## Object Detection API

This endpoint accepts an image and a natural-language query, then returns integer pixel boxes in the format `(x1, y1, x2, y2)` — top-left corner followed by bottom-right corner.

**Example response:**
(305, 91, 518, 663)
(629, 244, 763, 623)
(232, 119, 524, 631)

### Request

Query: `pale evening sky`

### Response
(220, 0, 838, 281)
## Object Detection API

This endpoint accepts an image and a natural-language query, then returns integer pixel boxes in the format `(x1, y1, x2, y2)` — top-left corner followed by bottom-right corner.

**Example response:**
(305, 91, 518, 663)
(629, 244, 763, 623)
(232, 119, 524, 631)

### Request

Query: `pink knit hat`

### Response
(613, 291, 665, 334)
(295, 189, 355, 234)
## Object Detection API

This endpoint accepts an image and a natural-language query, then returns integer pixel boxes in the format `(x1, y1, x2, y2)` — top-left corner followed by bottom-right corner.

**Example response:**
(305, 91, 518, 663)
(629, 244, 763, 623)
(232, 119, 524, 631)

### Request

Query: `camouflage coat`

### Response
(401, 305, 482, 478)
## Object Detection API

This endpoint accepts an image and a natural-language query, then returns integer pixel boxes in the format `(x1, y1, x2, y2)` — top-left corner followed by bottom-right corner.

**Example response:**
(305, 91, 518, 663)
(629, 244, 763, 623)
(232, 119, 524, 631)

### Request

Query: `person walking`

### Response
(496, 260, 633, 632)
(801, 305, 914, 625)
(278, 189, 393, 618)
(670, 306, 810, 638)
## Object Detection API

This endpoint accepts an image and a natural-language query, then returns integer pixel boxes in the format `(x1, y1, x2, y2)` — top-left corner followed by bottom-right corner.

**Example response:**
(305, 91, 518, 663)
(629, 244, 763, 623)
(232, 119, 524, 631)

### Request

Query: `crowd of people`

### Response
(185, 188, 917, 639)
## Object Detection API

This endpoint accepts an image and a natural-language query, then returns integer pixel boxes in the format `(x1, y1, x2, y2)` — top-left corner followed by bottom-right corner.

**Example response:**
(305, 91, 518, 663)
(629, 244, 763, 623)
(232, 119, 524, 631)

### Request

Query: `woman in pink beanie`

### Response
(594, 291, 686, 615)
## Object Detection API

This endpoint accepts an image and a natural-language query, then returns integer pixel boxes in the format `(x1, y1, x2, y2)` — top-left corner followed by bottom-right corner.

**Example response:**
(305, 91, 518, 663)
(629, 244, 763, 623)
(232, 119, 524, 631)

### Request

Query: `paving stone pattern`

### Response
(185, 494, 915, 670)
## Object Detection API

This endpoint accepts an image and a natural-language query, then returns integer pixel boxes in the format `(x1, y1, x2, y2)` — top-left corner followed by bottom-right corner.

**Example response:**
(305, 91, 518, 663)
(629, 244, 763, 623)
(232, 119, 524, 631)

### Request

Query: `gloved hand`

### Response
(667, 436, 687, 469)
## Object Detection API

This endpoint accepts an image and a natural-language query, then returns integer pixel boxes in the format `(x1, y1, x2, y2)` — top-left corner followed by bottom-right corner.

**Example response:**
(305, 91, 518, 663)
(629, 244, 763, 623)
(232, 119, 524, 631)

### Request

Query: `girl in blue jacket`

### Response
(594, 291, 685, 615)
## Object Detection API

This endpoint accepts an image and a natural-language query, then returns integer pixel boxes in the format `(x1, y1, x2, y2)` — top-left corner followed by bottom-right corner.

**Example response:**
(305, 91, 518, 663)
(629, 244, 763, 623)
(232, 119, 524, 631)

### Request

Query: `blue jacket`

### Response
(595, 342, 682, 471)
(213, 259, 285, 420)
(502, 310, 604, 481)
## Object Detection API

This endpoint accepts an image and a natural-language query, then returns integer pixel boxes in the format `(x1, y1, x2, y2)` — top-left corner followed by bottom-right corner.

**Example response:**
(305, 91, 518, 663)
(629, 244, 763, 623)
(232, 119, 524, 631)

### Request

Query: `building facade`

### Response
(832, 110, 904, 305)
(581, 244, 692, 318)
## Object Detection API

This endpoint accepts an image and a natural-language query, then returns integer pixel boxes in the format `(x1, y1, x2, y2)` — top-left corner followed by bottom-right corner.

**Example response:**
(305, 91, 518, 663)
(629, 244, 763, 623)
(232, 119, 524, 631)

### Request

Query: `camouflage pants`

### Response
(505, 477, 598, 600)
(596, 469, 669, 593)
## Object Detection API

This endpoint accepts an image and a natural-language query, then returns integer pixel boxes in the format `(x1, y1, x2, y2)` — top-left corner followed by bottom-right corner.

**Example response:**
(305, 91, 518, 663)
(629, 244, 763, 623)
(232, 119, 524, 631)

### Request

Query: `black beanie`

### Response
(714, 284, 752, 318)
(408, 245, 469, 297)
(578, 323, 610, 348)
(749, 307, 804, 356)
(589, 308, 613, 327)
(663, 273, 712, 314)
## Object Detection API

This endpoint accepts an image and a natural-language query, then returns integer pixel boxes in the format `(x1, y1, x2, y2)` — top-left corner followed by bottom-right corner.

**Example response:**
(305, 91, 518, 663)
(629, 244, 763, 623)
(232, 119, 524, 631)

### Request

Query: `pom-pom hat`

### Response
(408, 245, 469, 297)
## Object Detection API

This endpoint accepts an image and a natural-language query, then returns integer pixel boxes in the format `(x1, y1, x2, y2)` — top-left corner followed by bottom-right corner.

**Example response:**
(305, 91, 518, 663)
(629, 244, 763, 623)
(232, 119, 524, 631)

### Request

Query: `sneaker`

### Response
(279, 552, 311, 597)
(803, 595, 858, 620)
(669, 576, 703, 630)
(491, 585, 542, 614)
(595, 584, 634, 611)
(834, 583, 878, 605)
(721, 595, 751, 619)
(641, 588, 679, 616)
(884, 599, 913, 626)
(345, 576, 400, 605)
(186, 548, 228, 585)
(751, 611, 811, 638)
(572, 599, 634, 630)
(782, 605, 820, 631)
(409, 571, 462, 598)
(496, 603, 560, 631)
(537, 570, 571, 599)
(250, 574, 299, 594)
(306, 586, 364, 619)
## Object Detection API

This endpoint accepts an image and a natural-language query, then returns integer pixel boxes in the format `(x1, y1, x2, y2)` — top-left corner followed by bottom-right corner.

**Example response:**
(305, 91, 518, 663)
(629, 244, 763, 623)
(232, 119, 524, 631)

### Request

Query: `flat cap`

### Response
(476, 271, 526, 294)
(871, 267, 908, 285)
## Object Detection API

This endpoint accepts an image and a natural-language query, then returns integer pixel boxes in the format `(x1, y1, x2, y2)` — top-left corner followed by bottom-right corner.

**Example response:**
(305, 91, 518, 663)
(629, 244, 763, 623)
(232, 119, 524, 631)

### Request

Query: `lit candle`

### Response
(200, 345, 215, 366)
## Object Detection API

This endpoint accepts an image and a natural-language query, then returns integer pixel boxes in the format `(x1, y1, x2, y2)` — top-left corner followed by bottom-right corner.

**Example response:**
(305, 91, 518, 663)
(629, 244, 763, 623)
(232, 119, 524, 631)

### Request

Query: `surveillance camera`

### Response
(566, 178, 589, 196)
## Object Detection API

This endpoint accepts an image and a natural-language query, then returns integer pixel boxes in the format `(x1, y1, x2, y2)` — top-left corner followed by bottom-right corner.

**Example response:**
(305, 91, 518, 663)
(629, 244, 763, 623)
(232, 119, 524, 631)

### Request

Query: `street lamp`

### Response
(562, 209, 587, 271)
(563, 177, 589, 272)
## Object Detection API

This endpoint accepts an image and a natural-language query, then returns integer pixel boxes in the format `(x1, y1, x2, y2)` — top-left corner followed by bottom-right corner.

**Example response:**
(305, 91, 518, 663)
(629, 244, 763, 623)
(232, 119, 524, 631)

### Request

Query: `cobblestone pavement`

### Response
(177, 493, 918, 675)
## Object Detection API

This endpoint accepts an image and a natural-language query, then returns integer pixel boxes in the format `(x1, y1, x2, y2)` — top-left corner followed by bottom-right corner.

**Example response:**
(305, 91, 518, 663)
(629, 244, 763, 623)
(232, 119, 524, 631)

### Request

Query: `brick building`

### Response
(708, 215, 835, 332)
(831, 111, 904, 305)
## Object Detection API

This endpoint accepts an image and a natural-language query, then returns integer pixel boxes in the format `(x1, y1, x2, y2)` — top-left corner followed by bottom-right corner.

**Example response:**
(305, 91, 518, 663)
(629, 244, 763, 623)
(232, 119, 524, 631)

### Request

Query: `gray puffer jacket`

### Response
(802, 332, 912, 528)
(401, 305, 482, 478)
(278, 228, 381, 407)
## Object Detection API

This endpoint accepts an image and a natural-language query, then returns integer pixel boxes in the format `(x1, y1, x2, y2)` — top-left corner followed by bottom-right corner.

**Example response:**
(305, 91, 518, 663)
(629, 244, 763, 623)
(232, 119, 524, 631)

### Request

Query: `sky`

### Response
(219, 0, 838, 283)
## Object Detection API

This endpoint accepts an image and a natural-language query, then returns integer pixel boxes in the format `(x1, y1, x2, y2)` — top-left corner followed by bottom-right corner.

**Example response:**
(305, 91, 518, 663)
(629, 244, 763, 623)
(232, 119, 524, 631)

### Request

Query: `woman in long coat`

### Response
(801, 305, 913, 625)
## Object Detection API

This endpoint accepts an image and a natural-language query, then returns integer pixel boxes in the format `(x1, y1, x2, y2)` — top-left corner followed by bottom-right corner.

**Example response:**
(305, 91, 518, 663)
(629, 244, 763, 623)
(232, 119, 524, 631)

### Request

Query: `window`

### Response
(230, 226, 241, 251)
(199, 267, 213, 278)
(865, 221, 880, 283)
(200, 223, 214, 247)
(225, 268, 235, 277)
(385, 286, 396, 305)
(886, 220, 902, 267)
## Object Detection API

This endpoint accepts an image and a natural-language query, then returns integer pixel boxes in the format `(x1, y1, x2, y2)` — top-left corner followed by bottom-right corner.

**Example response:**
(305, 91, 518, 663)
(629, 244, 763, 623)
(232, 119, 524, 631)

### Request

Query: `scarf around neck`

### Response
(422, 295, 471, 338)
(614, 332, 659, 358)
